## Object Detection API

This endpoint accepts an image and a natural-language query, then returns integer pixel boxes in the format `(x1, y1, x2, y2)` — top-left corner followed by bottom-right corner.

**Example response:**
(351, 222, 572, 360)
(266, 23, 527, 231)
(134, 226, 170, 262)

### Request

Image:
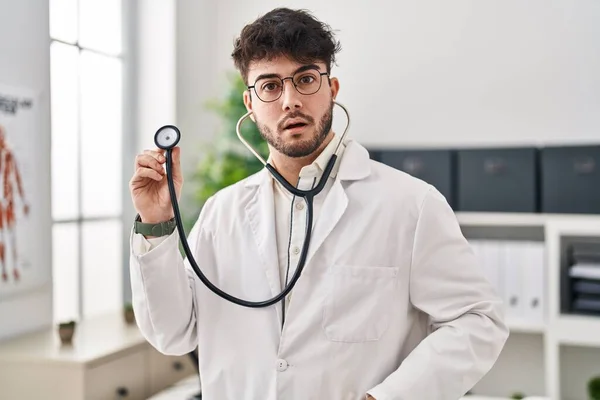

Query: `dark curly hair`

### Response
(232, 8, 342, 85)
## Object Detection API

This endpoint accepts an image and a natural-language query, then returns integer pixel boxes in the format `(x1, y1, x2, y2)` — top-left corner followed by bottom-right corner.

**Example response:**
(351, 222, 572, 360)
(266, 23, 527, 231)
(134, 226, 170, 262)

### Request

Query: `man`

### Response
(0, 125, 29, 282)
(129, 8, 508, 399)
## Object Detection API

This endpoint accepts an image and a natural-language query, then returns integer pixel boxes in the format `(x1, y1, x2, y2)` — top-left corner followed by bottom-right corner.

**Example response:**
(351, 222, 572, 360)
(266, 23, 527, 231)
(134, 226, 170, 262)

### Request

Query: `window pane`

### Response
(50, 42, 80, 221)
(82, 219, 122, 319)
(79, 0, 122, 55)
(49, 0, 78, 43)
(80, 50, 122, 218)
(52, 223, 80, 323)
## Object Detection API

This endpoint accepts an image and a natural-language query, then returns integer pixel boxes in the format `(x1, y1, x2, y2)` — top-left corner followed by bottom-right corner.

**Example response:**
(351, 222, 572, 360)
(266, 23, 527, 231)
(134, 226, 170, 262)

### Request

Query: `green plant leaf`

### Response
(179, 72, 269, 246)
(589, 376, 600, 400)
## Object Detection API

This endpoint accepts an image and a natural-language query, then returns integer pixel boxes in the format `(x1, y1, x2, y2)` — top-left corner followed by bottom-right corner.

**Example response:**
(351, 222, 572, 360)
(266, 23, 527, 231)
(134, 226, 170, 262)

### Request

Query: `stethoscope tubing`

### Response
(160, 100, 350, 308)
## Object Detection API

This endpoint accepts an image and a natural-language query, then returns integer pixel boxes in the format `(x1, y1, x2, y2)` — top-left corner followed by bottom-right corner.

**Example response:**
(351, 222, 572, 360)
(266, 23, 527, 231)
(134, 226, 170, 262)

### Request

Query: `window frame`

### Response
(49, 0, 135, 321)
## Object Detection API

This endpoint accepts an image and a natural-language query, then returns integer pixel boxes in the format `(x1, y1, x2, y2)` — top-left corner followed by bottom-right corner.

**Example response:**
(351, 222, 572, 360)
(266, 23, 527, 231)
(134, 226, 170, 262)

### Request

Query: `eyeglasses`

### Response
(248, 68, 329, 103)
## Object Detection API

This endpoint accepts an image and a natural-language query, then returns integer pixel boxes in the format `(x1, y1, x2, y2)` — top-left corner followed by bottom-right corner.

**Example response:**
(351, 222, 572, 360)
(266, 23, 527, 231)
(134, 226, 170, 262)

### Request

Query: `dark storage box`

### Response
(457, 147, 538, 212)
(367, 148, 383, 163)
(540, 145, 600, 214)
(377, 149, 455, 208)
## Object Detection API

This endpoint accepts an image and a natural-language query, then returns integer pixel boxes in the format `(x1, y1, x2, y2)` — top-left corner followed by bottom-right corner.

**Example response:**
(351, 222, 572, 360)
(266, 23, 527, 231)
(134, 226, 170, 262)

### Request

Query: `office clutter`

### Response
(470, 239, 546, 325)
(368, 144, 600, 214)
(561, 237, 600, 317)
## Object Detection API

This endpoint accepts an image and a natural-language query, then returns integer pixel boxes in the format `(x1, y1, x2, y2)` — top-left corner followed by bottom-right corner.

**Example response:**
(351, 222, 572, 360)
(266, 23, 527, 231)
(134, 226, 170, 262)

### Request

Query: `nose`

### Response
(280, 78, 302, 112)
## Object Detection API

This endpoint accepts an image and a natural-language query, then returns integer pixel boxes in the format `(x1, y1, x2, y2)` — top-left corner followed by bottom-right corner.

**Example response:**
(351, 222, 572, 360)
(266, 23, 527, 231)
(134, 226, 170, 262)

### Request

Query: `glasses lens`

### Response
(293, 70, 322, 95)
(254, 78, 282, 102)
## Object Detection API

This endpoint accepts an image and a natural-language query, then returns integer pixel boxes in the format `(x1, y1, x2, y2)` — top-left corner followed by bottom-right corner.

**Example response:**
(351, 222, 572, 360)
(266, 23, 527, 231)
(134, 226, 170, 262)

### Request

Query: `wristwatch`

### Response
(134, 214, 177, 237)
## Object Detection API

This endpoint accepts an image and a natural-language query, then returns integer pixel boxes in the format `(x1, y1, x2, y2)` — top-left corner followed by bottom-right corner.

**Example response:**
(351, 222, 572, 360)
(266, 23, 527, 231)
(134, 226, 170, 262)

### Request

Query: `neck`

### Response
(270, 132, 334, 186)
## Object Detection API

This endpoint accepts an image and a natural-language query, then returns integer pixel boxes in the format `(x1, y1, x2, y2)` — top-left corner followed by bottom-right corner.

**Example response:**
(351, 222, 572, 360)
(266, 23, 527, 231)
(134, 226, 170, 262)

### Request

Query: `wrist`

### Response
(138, 213, 174, 224)
(134, 214, 177, 237)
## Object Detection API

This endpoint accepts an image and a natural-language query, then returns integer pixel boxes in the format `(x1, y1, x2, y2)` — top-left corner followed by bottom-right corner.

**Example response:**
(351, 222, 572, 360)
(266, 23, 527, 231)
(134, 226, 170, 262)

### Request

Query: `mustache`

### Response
(277, 111, 314, 131)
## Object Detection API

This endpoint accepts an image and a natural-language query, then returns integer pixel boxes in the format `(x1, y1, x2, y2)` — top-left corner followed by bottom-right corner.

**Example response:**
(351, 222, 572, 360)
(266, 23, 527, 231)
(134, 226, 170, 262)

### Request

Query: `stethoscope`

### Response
(153, 100, 350, 308)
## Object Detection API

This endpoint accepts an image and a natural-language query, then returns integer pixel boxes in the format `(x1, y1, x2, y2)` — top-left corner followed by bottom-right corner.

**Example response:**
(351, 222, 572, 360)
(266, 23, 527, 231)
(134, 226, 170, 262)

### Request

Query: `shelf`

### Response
(0, 311, 147, 367)
(553, 315, 600, 347)
(506, 318, 545, 334)
(455, 212, 600, 227)
(456, 212, 546, 227)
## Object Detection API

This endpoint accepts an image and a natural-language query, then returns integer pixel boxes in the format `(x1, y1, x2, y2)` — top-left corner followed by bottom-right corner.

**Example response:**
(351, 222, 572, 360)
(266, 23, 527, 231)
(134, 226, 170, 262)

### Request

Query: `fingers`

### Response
(170, 147, 183, 182)
(144, 148, 166, 160)
(132, 146, 182, 183)
(135, 151, 165, 176)
(132, 166, 163, 183)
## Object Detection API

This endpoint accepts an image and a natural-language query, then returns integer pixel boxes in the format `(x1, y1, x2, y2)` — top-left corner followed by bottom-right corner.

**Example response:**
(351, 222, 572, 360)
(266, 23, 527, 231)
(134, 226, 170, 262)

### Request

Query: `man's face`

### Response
(243, 56, 339, 158)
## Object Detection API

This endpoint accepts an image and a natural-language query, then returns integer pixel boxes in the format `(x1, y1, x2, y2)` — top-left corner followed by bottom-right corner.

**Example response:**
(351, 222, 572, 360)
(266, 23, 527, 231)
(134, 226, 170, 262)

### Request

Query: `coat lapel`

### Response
(303, 179, 348, 268)
(303, 140, 371, 268)
(244, 169, 282, 299)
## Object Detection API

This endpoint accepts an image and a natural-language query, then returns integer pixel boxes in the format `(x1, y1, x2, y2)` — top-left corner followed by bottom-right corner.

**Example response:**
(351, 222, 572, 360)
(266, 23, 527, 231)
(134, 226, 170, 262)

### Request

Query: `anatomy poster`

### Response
(0, 83, 48, 298)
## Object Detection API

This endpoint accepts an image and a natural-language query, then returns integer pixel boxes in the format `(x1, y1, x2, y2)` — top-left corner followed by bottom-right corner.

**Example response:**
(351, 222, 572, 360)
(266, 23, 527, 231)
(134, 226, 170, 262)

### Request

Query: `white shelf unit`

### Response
(456, 212, 600, 400)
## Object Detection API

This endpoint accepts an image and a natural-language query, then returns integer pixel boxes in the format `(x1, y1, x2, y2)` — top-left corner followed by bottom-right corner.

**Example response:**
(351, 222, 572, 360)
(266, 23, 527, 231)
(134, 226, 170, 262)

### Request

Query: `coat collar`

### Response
(244, 138, 372, 188)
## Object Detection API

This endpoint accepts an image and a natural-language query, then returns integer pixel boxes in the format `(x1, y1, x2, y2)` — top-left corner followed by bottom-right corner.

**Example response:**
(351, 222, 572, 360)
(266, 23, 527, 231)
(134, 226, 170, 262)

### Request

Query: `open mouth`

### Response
(285, 122, 308, 130)
(283, 119, 310, 132)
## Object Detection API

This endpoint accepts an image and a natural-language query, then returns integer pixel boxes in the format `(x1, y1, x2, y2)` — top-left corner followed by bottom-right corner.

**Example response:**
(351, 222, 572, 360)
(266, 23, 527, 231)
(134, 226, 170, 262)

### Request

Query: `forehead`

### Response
(246, 55, 326, 83)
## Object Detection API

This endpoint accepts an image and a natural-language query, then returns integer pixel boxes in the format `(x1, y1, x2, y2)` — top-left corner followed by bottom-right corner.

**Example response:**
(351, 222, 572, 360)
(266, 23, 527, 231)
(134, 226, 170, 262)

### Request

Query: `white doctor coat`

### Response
(129, 139, 509, 400)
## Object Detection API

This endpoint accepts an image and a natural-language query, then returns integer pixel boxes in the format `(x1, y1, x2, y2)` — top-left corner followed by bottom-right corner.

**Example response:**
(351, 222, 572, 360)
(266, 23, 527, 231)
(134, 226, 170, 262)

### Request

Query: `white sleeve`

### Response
(131, 233, 168, 255)
(129, 197, 216, 356)
(367, 186, 509, 400)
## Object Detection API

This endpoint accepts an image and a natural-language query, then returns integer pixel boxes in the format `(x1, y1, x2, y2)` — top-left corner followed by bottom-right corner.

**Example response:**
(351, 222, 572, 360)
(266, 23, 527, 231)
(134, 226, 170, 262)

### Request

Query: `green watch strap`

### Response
(134, 214, 177, 237)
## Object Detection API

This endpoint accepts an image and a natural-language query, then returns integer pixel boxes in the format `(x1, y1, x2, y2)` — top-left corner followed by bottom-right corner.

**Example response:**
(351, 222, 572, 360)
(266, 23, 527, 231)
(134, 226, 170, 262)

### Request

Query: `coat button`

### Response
(276, 359, 288, 371)
(292, 246, 300, 255)
(295, 202, 304, 210)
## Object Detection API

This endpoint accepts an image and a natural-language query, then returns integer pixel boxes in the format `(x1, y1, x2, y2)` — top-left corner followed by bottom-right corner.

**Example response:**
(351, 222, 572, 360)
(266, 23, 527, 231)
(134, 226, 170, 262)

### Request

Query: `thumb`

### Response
(170, 146, 183, 182)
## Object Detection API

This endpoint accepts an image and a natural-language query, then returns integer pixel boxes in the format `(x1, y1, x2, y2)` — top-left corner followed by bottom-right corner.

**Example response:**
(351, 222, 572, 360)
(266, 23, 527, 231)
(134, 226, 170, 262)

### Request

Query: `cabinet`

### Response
(456, 212, 600, 400)
(0, 311, 196, 399)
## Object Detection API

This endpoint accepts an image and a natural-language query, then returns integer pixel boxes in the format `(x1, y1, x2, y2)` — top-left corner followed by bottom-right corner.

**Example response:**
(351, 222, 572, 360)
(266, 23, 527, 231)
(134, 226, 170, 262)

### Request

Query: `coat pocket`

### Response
(322, 264, 400, 343)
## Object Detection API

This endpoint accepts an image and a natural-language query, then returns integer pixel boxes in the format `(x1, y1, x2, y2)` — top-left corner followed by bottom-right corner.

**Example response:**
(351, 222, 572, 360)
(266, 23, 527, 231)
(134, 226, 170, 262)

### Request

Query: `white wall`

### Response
(134, 0, 177, 152)
(175, 0, 220, 216)
(177, 0, 600, 151)
(0, 0, 52, 340)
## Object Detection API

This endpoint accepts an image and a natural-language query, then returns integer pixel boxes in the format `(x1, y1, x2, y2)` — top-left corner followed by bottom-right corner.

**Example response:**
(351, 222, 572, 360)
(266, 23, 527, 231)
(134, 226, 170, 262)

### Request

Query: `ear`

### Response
(243, 90, 256, 122)
(328, 77, 340, 101)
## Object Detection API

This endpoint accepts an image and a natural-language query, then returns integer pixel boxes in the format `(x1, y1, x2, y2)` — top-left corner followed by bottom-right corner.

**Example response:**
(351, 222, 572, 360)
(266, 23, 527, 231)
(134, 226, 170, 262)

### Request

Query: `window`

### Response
(50, 0, 125, 322)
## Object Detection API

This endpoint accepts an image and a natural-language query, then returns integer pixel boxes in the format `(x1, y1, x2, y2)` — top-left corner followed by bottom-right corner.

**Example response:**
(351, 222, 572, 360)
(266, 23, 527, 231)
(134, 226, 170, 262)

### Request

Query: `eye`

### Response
(261, 81, 281, 92)
(298, 75, 316, 85)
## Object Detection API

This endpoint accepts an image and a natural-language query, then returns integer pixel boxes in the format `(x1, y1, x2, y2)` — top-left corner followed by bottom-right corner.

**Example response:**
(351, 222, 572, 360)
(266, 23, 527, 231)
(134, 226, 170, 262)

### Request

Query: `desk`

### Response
(0, 311, 196, 400)
(147, 375, 201, 400)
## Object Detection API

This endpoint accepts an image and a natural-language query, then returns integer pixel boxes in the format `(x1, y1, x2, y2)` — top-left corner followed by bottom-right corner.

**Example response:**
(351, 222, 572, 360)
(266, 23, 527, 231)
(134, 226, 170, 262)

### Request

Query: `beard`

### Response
(256, 101, 334, 158)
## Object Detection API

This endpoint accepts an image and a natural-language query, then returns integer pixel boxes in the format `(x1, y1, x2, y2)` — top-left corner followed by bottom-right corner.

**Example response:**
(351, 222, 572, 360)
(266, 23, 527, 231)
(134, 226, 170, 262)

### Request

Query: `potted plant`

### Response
(124, 302, 135, 324)
(57, 320, 76, 345)
(589, 375, 600, 400)
(180, 72, 268, 237)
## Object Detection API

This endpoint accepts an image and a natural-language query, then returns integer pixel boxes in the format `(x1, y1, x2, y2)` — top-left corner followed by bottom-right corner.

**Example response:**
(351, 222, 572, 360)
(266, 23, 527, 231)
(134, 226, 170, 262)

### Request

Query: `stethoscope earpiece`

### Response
(154, 125, 181, 150)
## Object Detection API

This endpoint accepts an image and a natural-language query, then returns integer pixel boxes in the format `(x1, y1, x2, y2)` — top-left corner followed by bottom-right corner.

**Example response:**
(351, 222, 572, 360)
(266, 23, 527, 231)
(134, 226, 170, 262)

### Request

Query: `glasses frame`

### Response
(248, 70, 330, 103)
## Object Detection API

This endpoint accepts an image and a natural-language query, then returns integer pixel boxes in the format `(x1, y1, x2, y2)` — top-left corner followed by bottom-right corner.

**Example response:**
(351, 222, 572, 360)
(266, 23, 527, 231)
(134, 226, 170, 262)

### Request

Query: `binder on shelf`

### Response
(468, 239, 546, 327)
(522, 241, 546, 323)
(502, 241, 525, 321)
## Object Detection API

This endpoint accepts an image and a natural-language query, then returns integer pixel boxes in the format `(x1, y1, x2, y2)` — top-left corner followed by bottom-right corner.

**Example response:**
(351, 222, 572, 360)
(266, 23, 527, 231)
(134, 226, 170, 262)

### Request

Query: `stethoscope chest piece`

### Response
(155, 125, 181, 150)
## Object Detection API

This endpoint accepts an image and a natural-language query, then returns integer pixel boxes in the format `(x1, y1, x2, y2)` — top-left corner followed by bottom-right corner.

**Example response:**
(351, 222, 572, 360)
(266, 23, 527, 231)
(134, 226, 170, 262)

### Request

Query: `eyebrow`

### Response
(252, 64, 322, 84)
